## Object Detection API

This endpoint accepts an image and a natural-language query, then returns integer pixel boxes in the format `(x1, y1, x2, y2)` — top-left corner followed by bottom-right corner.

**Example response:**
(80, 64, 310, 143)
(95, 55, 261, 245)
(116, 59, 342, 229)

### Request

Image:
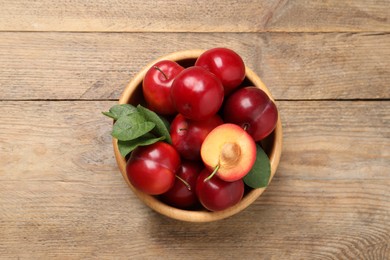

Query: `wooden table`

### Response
(1, 1, 389, 259)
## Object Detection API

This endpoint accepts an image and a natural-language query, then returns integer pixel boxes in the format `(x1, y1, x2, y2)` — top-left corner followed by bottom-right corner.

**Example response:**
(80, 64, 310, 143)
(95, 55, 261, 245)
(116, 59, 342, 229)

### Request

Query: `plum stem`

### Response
(153, 66, 168, 80)
(175, 175, 191, 190)
(204, 164, 220, 182)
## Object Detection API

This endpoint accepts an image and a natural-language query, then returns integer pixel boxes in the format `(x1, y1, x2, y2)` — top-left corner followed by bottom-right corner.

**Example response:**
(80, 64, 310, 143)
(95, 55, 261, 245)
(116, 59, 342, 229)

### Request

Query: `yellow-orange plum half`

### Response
(200, 123, 256, 182)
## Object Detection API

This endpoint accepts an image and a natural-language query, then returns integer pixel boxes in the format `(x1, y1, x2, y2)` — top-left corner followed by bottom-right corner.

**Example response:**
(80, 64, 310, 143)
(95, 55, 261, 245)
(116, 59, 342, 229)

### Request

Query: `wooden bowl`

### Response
(113, 49, 282, 222)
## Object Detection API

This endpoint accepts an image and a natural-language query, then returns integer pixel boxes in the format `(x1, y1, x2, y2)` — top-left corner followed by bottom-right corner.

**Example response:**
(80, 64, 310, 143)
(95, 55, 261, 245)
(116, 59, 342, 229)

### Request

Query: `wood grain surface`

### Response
(0, 0, 389, 259)
(1, 0, 389, 32)
(0, 101, 389, 259)
(0, 32, 389, 100)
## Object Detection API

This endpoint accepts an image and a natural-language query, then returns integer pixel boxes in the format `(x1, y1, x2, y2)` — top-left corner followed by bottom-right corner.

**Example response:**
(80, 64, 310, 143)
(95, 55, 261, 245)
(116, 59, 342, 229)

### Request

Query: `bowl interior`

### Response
(113, 50, 282, 222)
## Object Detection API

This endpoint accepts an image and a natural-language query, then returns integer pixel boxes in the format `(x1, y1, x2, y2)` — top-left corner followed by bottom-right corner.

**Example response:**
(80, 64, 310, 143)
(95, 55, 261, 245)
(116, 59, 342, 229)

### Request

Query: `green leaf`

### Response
(136, 105, 172, 144)
(118, 134, 165, 157)
(243, 144, 271, 189)
(102, 104, 137, 120)
(111, 112, 155, 141)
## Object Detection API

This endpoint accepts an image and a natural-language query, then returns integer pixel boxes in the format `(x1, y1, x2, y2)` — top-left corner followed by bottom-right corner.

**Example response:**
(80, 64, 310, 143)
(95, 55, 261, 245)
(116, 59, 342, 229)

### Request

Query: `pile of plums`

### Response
(126, 48, 278, 211)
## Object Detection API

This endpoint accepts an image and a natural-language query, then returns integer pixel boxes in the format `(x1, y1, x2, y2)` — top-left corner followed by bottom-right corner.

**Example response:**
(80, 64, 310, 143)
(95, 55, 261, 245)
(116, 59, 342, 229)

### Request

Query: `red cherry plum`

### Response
(223, 87, 278, 141)
(126, 142, 180, 195)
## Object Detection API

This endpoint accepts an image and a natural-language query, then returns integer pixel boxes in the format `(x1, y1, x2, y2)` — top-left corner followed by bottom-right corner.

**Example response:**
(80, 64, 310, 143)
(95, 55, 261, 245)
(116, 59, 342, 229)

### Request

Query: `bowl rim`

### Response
(113, 49, 283, 222)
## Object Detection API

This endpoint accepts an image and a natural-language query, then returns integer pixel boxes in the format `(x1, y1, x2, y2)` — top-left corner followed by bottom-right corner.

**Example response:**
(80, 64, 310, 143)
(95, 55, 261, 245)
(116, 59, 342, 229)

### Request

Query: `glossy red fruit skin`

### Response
(170, 114, 223, 161)
(142, 60, 184, 115)
(195, 47, 245, 95)
(170, 66, 224, 121)
(126, 142, 180, 195)
(160, 161, 202, 209)
(223, 87, 278, 141)
(195, 169, 244, 212)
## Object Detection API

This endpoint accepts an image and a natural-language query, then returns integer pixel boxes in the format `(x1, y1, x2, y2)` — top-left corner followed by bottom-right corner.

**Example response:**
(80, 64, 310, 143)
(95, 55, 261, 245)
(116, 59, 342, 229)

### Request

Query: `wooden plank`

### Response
(0, 1, 389, 32)
(278, 100, 390, 180)
(0, 101, 389, 258)
(0, 100, 387, 181)
(260, 32, 390, 100)
(0, 101, 117, 181)
(265, 0, 390, 32)
(0, 32, 389, 100)
(1, 178, 388, 259)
